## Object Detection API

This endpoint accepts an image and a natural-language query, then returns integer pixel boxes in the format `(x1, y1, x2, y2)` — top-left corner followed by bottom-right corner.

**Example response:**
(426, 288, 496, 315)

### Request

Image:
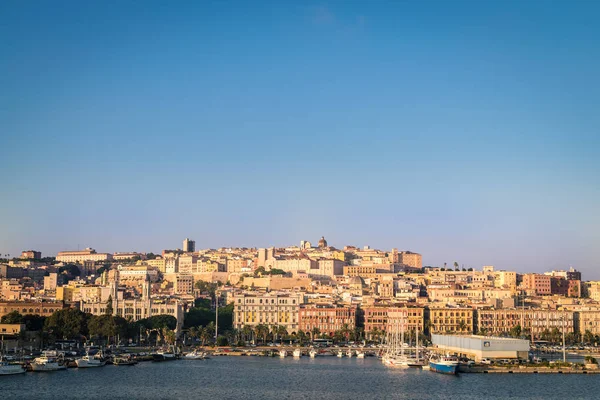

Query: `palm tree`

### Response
(340, 324, 352, 342)
(454, 261, 459, 271)
(256, 324, 269, 344)
(310, 327, 321, 342)
(200, 327, 213, 346)
(276, 325, 288, 342)
(297, 331, 307, 345)
(242, 325, 253, 343)
(187, 327, 199, 346)
(206, 321, 216, 341)
(163, 328, 176, 345)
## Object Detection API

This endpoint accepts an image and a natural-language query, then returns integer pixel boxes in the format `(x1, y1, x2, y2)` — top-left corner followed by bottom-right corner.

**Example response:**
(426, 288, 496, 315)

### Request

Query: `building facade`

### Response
(298, 304, 356, 336)
(232, 292, 304, 334)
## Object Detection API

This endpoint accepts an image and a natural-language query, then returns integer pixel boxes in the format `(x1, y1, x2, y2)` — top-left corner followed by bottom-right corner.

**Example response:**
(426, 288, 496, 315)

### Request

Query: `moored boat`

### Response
(184, 350, 208, 360)
(429, 354, 459, 375)
(76, 349, 106, 368)
(0, 355, 25, 376)
(31, 352, 67, 372)
(309, 348, 317, 358)
(113, 354, 137, 366)
(279, 349, 287, 358)
(293, 348, 302, 358)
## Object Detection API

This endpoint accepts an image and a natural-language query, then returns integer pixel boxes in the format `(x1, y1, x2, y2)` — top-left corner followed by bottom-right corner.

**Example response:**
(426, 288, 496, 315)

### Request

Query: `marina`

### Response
(1, 356, 600, 400)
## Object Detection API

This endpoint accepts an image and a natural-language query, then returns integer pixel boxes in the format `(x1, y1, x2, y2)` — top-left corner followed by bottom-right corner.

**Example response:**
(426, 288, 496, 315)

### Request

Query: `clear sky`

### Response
(1, 1, 599, 277)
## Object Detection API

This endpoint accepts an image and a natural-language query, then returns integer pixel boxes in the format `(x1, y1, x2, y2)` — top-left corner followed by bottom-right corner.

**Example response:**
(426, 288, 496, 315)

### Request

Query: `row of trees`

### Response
(1, 309, 178, 346)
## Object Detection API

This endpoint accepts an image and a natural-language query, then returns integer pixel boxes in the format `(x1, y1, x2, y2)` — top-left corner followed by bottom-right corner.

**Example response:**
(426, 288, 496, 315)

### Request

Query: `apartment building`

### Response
(298, 304, 356, 335)
(232, 292, 304, 334)
(429, 307, 474, 334)
(56, 248, 113, 263)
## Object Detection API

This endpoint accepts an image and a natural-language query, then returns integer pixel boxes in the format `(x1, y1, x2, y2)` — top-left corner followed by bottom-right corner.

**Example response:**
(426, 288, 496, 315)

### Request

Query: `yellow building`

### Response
(429, 307, 474, 334)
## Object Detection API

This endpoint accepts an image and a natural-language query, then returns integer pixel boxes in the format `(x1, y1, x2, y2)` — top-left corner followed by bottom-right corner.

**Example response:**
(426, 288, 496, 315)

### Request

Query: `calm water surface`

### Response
(1, 357, 598, 399)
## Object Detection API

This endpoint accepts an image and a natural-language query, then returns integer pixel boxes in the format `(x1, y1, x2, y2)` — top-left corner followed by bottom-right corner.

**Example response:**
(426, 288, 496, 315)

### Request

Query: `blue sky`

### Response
(1, 1, 599, 277)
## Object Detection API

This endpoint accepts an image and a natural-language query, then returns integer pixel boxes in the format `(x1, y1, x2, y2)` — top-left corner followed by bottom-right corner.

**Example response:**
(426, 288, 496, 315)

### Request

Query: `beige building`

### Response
(397, 251, 422, 269)
(232, 292, 304, 334)
(578, 309, 600, 336)
(56, 248, 113, 263)
(178, 255, 198, 274)
(43, 273, 58, 291)
(81, 274, 186, 332)
(477, 308, 575, 339)
(494, 271, 518, 289)
(271, 257, 317, 273)
(174, 274, 194, 295)
(0, 301, 65, 318)
(144, 258, 166, 273)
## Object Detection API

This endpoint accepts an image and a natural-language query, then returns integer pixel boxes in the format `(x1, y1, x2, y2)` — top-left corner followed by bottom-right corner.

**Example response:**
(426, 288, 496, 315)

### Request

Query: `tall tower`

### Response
(183, 238, 195, 252)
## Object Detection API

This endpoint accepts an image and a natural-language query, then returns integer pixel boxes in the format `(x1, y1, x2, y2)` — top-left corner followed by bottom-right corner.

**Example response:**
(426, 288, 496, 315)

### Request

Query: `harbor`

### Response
(2, 356, 600, 400)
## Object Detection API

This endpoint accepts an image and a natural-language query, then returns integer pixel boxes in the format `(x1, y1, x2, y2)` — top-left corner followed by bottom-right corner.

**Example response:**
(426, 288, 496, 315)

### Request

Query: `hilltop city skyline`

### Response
(1, 235, 591, 279)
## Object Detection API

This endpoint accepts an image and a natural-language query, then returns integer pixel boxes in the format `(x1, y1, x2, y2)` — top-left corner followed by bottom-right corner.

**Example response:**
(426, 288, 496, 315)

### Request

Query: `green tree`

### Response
(136, 315, 177, 331)
(453, 261, 459, 271)
(216, 335, 228, 346)
(584, 330, 595, 344)
(200, 326, 213, 345)
(44, 308, 89, 340)
(1, 311, 23, 324)
(187, 326, 199, 345)
(23, 314, 46, 331)
(310, 327, 321, 342)
(510, 324, 522, 338)
(255, 324, 269, 344)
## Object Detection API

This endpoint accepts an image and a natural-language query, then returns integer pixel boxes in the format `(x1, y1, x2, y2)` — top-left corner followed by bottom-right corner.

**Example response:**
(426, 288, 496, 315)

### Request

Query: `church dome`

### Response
(318, 236, 328, 248)
(349, 276, 365, 287)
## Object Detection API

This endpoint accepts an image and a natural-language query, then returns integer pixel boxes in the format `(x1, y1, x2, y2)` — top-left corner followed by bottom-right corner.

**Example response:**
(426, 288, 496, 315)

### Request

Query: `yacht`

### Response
(279, 349, 287, 358)
(184, 350, 208, 360)
(346, 349, 353, 358)
(0, 355, 25, 375)
(152, 346, 178, 362)
(113, 354, 137, 366)
(336, 351, 343, 358)
(292, 348, 302, 358)
(356, 350, 365, 359)
(31, 352, 66, 372)
(76, 350, 106, 368)
(429, 354, 459, 375)
(309, 348, 318, 358)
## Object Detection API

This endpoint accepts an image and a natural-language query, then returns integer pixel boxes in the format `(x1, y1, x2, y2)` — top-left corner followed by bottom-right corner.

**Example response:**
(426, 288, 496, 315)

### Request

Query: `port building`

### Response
(432, 334, 529, 361)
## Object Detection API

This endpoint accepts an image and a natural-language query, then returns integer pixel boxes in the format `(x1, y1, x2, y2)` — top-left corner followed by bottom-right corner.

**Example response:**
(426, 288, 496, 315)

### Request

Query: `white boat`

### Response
(184, 350, 207, 360)
(31, 352, 66, 372)
(279, 349, 287, 358)
(292, 349, 302, 358)
(309, 349, 317, 358)
(152, 347, 178, 362)
(76, 350, 106, 368)
(346, 349, 353, 358)
(0, 355, 25, 375)
(356, 351, 365, 359)
(381, 312, 411, 368)
(336, 351, 343, 358)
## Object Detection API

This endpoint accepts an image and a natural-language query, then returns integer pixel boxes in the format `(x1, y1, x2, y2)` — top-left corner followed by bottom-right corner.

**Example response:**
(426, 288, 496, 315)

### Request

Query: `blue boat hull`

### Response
(429, 361, 458, 375)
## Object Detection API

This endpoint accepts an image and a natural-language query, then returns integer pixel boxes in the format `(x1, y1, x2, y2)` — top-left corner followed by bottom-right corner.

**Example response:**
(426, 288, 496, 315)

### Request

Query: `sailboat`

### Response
(406, 323, 426, 367)
(381, 313, 410, 368)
